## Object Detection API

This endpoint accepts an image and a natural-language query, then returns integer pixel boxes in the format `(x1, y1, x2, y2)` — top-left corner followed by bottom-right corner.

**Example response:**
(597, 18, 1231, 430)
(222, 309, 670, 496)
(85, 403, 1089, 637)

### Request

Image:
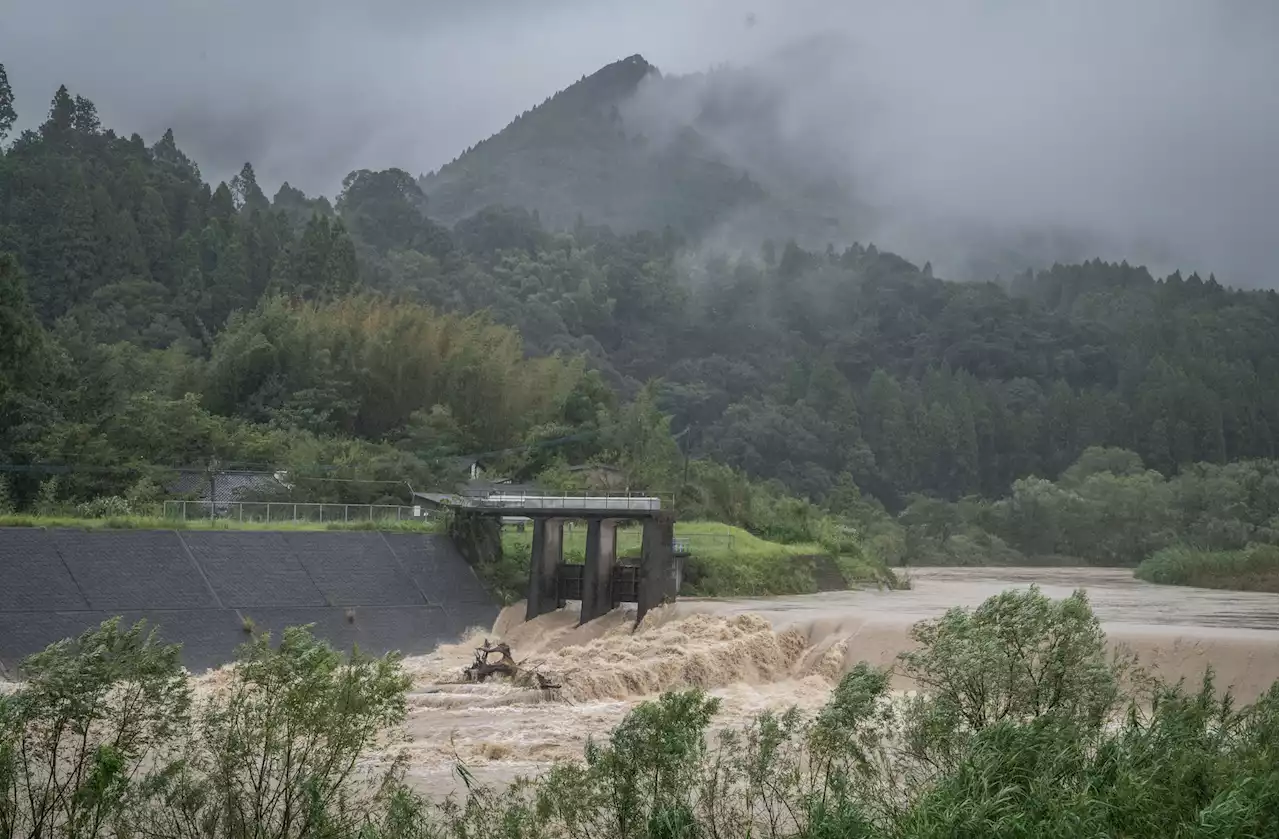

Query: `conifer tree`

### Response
(0, 62, 16, 142)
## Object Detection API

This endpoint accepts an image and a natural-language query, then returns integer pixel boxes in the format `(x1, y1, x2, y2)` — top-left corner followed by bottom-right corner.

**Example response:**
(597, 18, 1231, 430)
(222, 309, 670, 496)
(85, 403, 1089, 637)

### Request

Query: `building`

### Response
(441, 456, 486, 481)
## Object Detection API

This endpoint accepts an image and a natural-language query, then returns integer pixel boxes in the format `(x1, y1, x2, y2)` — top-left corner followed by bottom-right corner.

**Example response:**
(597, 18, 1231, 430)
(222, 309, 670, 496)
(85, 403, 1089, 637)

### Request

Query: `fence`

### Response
(608, 530, 735, 555)
(162, 500, 430, 525)
(459, 489, 675, 513)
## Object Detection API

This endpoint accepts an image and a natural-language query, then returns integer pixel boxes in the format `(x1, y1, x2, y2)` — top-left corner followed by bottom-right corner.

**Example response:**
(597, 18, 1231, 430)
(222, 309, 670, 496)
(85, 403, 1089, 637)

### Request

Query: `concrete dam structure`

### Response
(449, 491, 678, 625)
(0, 527, 498, 675)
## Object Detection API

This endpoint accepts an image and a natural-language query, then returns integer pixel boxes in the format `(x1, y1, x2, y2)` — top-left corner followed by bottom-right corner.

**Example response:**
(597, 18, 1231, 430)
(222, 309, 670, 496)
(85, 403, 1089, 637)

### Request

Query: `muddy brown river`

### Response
(389, 567, 1276, 797)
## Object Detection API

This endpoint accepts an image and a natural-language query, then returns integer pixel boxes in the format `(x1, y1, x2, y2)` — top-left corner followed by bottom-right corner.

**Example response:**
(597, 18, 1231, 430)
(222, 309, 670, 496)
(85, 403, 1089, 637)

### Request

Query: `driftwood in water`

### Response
(462, 640, 563, 695)
(463, 639, 518, 683)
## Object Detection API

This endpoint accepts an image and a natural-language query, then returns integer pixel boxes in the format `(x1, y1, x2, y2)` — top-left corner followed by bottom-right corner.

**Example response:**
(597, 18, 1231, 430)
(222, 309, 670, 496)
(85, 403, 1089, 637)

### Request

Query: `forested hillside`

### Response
(0, 63, 1275, 533)
(419, 55, 769, 237)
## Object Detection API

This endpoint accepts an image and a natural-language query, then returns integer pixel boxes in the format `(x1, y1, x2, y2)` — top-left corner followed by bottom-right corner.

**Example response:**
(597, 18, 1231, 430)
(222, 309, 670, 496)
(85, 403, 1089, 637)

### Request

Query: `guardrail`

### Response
(162, 500, 431, 524)
(459, 489, 673, 512)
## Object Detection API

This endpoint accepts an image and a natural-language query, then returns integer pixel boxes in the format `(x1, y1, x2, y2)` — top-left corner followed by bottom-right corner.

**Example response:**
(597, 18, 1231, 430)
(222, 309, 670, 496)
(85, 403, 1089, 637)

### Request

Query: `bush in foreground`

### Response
(1, 587, 1275, 837)
(432, 587, 1275, 838)
(0, 620, 422, 838)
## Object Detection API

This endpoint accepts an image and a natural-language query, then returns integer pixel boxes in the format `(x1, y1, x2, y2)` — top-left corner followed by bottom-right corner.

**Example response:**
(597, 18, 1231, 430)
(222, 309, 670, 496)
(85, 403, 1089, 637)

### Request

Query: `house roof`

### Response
(412, 491, 464, 506)
(413, 479, 538, 507)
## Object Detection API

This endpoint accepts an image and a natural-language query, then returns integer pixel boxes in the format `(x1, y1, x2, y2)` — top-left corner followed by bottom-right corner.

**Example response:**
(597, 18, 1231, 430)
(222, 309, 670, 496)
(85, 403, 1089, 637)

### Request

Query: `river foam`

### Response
(393, 568, 1278, 795)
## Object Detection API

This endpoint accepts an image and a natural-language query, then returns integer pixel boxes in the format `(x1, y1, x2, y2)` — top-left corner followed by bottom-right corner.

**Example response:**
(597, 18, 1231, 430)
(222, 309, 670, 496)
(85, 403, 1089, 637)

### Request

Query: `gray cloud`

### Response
(2, 0, 1274, 285)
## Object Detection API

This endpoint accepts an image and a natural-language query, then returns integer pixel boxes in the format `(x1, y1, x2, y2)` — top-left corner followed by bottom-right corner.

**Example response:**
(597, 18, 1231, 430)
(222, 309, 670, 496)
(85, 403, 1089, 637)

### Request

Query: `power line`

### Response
(0, 418, 614, 484)
(0, 429, 605, 480)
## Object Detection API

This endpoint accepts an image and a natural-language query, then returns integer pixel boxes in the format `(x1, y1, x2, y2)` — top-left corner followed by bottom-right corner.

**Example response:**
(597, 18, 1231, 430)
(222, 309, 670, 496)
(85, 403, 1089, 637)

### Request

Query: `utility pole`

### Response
(207, 457, 219, 522)
(673, 425, 692, 514)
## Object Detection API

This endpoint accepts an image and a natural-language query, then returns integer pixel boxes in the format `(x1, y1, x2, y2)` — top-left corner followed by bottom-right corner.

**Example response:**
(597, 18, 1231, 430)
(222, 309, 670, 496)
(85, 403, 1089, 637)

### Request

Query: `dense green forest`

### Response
(0, 64, 1276, 557)
(900, 447, 1276, 576)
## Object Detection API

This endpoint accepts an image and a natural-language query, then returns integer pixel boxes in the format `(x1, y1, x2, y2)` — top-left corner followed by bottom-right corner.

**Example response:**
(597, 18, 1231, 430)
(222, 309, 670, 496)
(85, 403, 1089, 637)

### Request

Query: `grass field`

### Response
(497, 519, 899, 600)
(0, 512, 441, 534)
(501, 520, 818, 561)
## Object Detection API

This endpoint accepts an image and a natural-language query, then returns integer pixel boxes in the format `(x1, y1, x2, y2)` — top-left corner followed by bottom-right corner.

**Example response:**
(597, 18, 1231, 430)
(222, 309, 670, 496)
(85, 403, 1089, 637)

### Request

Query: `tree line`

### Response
(900, 446, 1276, 570)
(1, 70, 1275, 525)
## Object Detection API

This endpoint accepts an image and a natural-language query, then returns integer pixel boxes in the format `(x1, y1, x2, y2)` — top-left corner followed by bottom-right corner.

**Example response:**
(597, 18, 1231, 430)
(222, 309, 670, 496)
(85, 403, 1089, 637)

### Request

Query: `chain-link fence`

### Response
(162, 500, 431, 524)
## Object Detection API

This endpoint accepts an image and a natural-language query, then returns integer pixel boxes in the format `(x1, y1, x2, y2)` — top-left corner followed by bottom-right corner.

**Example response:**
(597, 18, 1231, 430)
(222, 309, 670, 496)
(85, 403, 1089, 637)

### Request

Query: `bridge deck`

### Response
(457, 491, 671, 519)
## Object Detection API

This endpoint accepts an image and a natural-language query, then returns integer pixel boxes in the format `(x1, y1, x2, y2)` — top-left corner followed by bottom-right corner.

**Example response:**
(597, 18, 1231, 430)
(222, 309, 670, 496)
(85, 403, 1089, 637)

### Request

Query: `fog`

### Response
(2, 0, 1275, 286)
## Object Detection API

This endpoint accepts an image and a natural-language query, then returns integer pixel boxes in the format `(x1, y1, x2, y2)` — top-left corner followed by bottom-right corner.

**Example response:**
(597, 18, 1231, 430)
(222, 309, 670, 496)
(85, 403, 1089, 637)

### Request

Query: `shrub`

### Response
(33, 477, 63, 516)
(74, 495, 134, 519)
(0, 618, 191, 838)
(137, 626, 415, 837)
(1135, 543, 1279, 592)
(898, 587, 1129, 743)
(0, 619, 429, 839)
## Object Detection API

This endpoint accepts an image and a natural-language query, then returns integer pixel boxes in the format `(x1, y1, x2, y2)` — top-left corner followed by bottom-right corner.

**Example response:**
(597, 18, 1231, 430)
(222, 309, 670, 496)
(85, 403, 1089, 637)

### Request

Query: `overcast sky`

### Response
(2, 0, 1276, 286)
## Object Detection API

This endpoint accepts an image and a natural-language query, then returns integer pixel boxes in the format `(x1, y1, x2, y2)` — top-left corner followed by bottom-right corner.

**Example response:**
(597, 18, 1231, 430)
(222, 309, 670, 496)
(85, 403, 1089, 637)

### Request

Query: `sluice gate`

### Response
(452, 491, 680, 625)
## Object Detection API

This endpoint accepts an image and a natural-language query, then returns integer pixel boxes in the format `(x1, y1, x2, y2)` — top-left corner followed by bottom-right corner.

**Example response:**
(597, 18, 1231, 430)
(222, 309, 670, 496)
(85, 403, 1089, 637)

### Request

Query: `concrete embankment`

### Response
(0, 527, 499, 674)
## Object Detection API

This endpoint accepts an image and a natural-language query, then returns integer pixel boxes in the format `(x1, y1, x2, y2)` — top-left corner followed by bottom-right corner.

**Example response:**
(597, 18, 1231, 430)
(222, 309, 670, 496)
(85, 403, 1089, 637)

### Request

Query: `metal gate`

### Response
(553, 563, 641, 605)
(556, 564, 584, 602)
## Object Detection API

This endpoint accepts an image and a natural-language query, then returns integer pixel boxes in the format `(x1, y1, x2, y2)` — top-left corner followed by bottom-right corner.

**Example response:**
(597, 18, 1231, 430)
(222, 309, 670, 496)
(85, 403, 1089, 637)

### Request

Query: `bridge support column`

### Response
(526, 517, 565, 621)
(581, 518, 619, 625)
(636, 514, 676, 625)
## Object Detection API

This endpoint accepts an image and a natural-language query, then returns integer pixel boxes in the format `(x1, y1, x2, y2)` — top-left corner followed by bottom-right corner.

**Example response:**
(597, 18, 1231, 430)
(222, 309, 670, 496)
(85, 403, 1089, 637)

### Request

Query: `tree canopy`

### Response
(0, 68, 1275, 524)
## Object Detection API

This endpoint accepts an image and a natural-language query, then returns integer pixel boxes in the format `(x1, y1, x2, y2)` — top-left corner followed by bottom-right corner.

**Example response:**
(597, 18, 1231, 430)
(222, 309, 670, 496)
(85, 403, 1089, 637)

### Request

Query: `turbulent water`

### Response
(394, 567, 1279, 797)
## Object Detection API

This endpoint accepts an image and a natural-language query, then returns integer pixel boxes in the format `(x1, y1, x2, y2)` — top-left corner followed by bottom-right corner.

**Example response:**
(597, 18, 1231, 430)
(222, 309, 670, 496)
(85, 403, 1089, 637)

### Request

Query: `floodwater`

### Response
(392, 567, 1277, 797)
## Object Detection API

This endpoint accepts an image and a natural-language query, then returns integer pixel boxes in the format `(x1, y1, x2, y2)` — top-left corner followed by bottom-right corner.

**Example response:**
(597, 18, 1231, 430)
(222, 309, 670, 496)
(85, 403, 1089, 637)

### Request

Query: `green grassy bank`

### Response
(495, 520, 903, 601)
(0, 512, 441, 534)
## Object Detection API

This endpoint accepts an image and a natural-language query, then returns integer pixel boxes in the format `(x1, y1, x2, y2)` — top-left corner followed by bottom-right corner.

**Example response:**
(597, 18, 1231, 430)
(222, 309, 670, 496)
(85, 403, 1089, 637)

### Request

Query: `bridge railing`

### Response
(162, 500, 432, 524)
(458, 489, 674, 512)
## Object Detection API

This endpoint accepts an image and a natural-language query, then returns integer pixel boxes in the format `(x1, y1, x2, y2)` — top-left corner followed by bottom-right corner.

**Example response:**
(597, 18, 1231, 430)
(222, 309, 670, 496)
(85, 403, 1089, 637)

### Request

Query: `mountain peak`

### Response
(557, 54, 660, 113)
(420, 53, 768, 235)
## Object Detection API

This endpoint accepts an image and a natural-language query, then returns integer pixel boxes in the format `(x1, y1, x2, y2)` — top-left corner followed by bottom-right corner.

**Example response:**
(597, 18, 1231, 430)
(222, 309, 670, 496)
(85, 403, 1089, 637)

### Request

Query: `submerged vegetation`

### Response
(1136, 543, 1279, 593)
(2, 588, 1275, 838)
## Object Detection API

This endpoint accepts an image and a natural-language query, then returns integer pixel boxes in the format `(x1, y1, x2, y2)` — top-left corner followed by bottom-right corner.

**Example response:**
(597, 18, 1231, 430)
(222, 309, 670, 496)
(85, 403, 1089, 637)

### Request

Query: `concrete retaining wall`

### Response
(0, 528, 498, 675)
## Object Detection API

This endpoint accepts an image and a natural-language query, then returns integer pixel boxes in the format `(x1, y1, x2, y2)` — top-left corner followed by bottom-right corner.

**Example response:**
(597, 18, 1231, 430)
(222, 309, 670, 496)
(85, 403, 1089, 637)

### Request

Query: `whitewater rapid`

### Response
(391, 567, 1279, 797)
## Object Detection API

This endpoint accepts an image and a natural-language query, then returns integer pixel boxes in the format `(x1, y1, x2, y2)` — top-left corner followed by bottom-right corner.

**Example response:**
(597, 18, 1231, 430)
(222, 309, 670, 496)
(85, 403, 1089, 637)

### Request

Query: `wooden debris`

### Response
(463, 639, 519, 682)
(533, 673, 561, 691)
(461, 639, 563, 696)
